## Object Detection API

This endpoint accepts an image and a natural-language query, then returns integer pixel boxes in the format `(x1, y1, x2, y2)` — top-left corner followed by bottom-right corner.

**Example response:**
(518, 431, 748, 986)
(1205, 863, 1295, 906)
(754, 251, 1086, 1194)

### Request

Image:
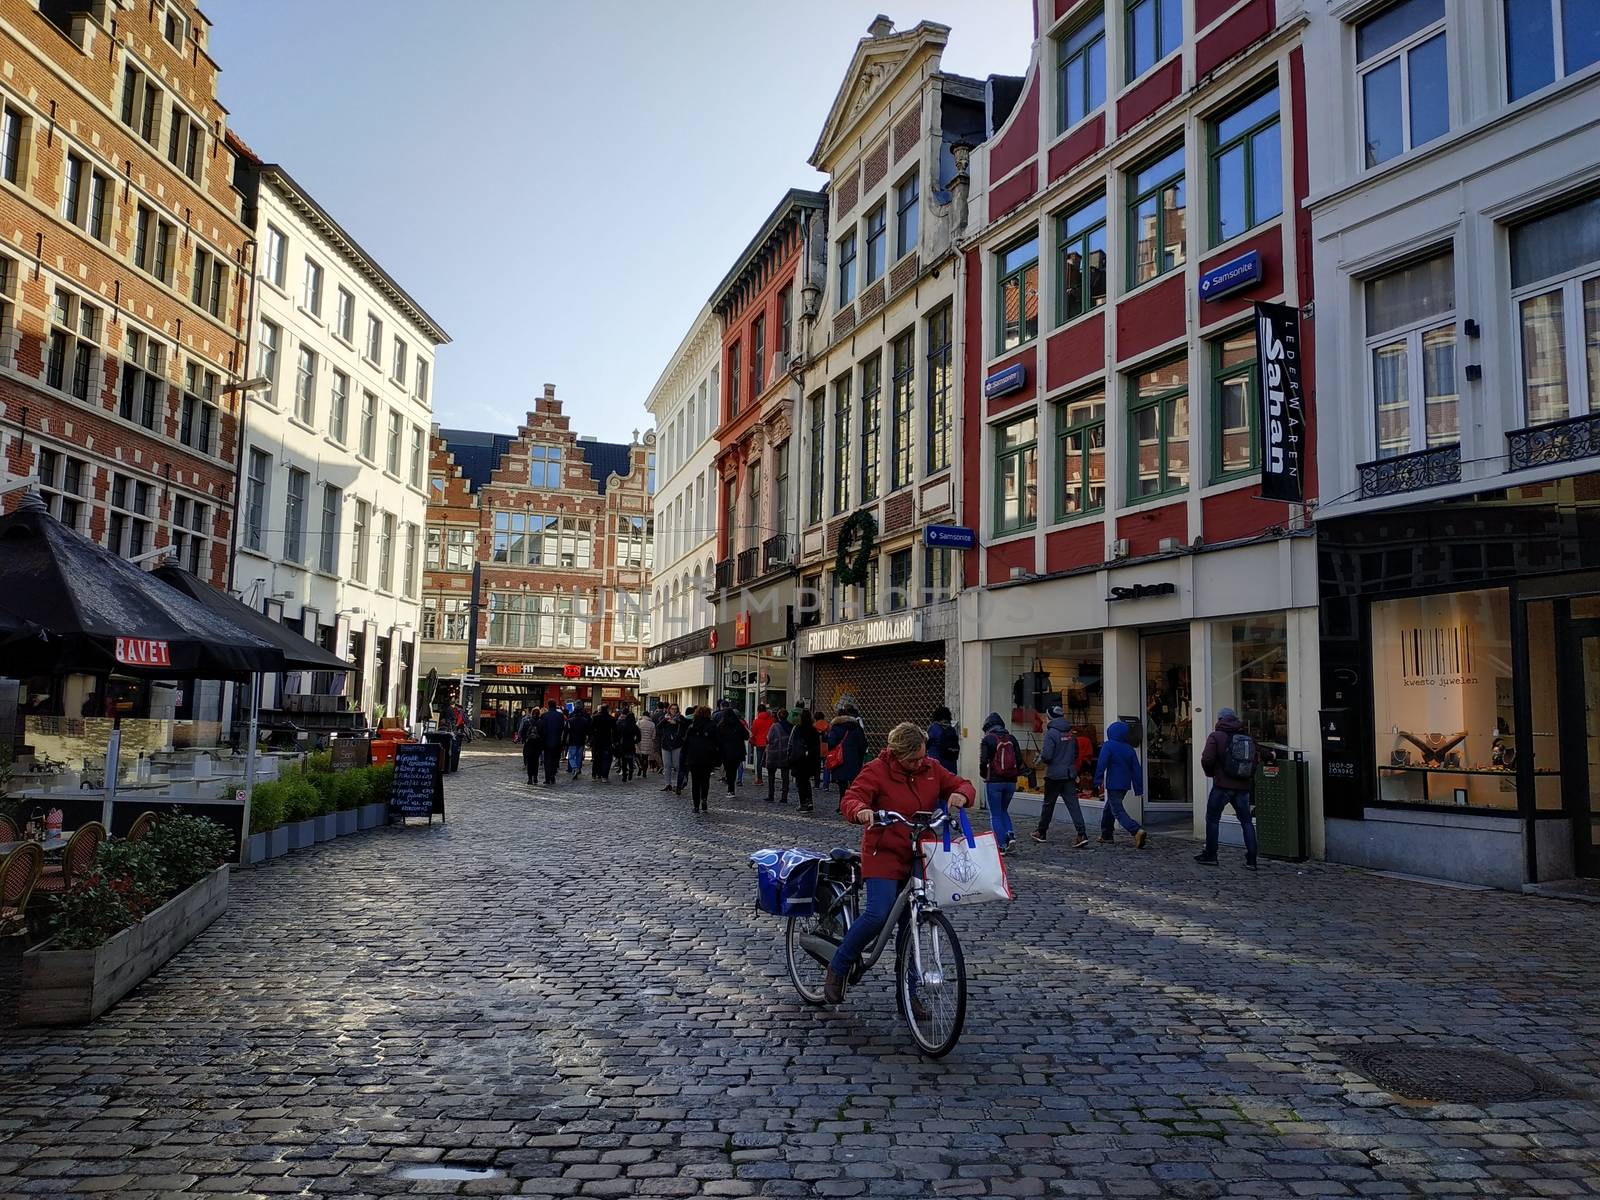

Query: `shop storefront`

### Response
(643, 627, 715, 713)
(712, 601, 791, 725)
(480, 661, 644, 714)
(1319, 478, 1600, 888)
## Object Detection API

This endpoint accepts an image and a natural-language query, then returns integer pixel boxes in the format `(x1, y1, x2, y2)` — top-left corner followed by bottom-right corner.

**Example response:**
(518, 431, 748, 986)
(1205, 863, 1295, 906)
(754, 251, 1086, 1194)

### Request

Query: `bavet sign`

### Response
(797, 611, 920, 658)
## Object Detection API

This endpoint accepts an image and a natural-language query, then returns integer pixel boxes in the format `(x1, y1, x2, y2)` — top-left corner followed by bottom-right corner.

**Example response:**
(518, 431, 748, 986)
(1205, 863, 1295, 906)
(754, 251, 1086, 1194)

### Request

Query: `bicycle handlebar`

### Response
(872, 809, 952, 832)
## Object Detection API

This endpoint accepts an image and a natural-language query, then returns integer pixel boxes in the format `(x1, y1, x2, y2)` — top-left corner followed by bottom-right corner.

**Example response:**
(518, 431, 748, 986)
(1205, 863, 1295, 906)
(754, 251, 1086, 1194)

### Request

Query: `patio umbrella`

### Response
(0, 492, 280, 679)
(152, 564, 351, 672)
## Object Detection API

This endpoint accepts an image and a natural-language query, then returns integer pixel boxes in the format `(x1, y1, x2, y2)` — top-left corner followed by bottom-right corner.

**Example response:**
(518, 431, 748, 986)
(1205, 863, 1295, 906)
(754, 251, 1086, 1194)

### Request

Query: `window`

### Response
(414, 358, 430, 404)
(1211, 86, 1282, 244)
(119, 66, 161, 146)
(728, 341, 742, 419)
(1212, 330, 1258, 478)
(191, 247, 226, 318)
(889, 330, 915, 491)
(555, 516, 594, 568)
(365, 313, 383, 364)
(924, 547, 954, 604)
(751, 316, 766, 394)
(244, 449, 271, 553)
(439, 527, 474, 571)
(329, 369, 350, 443)
(723, 475, 738, 556)
(351, 499, 370, 584)
(1057, 11, 1107, 131)
(995, 235, 1040, 352)
(1056, 390, 1106, 517)
(392, 336, 407, 386)
(106, 474, 153, 559)
(1366, 250, 1457, 457)
(180, 361, 219, 455)
(256, 318, 280, 405)
(1506, 0, 1600, 100)
(926, 303, 953, 472)
(403, 523, 419, 598)
(335, 287, 354, 342)
(1056, 193, 1108, 324)
(1128, 358, 1190, 498)
(134, 203, 176, 284)
(169, 496, 209, 575)
(118, 328, 162, 427)
(424, 596, 470, 641)
(385, 409, 403, 475)
(264, 224, 286, 288)
(888, 549, 912, 611)
(359, 391, 378, 460)
(779, 285, 794, 356)
(1357, 0, 1448, 168)
(865, 204, 887, 284)
(894, 174, 921, 262)
(409, 425, 425, 488)
(63, 153, 112, 243)
(319, 485, 341, 573)
(283, 467, 308, 563)
(302, 258, 323, 316)
(617, 515, 652, 568)
(529, 443, 563, 487)
(294, 346, 318, 426)
(860, 354, 882, 504)
(807, 389, 825, 524)
(1511, 194, 1600, 425)
(774, 440, 790, 536)
(166, 103, 200, 180)
(832, 373, 853, 514)
(1128, 143, 1185, 286)
(491, 592, 590, 650)
(36, 449, 87, 532)
(164, 5, 189, 49)
(1126, 0, 1181, 80)
(993, 414, 1039, 534)
(377, 511, 396, 592)
(838, 231, 857, 305)
(647, 451, 656, 494)
(862, 557, 880, 616)
(747, 460, 762, 543)
(1, 101, 26, 184)
(49, 289, 101, 404)
(492, 510, 540, 566)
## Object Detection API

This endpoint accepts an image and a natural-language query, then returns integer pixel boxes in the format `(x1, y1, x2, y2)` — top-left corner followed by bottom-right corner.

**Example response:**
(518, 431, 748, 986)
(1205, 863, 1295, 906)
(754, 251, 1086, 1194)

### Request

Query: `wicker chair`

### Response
(32, 821, 106, 896)
(0, 815, 17, 844)
(0, 842, 44, 917)
(125, 811, 159, 844)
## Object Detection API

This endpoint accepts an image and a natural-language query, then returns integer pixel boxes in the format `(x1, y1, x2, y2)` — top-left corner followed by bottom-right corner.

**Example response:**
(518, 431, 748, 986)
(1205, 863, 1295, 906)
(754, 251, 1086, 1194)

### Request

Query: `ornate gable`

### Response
(809, 20, 949, 171)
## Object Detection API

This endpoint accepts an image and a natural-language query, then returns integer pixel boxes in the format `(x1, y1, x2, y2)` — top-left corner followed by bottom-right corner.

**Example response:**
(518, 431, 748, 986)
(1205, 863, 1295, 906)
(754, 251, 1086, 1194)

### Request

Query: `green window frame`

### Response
(1056, 390, 1107, 519)
(831, 374, 852, 515)
(1211, 330, 1259, 481)
(888, 549, 912, 611)
(995, 235, 1040, 353)
(889, 329, 915, 491)
(1127, 357, 1190, 501)
(1127, 142, 1186, 288)
(1126, 0, 1181, 82)
(859, 354, 882, 504)
(1055, 193, 1108, 325)
(806, 390, 825, 524)
(993, 413, 1039, 535)
(1057, 10, 1106, 132)
(1209, 84, 1282, 246)
(926, 303, 953, 473)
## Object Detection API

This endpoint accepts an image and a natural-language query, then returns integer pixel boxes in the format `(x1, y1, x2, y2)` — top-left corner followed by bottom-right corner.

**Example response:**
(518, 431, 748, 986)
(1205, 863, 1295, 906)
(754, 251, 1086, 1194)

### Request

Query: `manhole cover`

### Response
(1342, 1045, 1564, 1104)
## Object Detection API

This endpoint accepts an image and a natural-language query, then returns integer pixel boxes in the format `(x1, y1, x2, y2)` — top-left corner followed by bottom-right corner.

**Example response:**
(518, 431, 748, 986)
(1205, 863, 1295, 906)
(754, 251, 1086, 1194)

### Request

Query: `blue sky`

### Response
(205, 1, 1034, 444)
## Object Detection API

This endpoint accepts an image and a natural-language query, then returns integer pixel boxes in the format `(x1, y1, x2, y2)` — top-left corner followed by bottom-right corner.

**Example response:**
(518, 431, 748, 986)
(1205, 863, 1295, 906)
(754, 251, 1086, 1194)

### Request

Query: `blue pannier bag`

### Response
(749, 847, 827, 916)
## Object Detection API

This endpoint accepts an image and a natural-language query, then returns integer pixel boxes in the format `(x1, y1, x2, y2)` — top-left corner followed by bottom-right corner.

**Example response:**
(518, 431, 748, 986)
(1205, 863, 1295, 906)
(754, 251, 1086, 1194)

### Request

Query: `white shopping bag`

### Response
(921, 808, 1013, 906)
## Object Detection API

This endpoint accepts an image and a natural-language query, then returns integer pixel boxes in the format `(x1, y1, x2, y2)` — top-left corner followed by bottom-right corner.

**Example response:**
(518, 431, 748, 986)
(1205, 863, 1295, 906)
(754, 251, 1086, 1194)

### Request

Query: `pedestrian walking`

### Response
(1032, 705, 1089, 847)
(1196, 707, 1260, 870)
(814, 710, 832, 788)
(1094, 720, 1147, 847)
(537, 700, 565, 785)
(825, 703, 868, 800)
(637, 709, 658, 779)
(764, 708, 792, 804)
(615, 706, 640, 782)
(789, 705, 819, 812)
(683, 705, 720, 813)
(715, 699, 749, 797)
(750, 703, 774, 784)
(658, 704, 685, 794)
(590, 704, 615, 781)
(927, 705, 961, 774)
(495, 706, 510, 740)
(565, 703, 591, 778)
(517, 708, 539, 784)
(978, 712, 1022, 854)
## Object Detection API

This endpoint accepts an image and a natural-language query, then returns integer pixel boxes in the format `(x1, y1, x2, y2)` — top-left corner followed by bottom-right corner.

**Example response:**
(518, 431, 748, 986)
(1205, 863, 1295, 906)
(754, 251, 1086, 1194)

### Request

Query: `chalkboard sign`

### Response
(390, 741, 444, 821)
(330, 735, 372, 772)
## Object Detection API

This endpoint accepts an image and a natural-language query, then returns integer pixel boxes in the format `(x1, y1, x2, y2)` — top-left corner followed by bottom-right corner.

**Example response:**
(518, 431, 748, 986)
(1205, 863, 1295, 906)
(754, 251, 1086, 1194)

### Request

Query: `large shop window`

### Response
(1510, 192, 1600, 427)
(1371, 588, 1530, 810)
(991, 634, 1104, 785)
(1209, 614, 1289, 748)
(1366, 250, 1458, 458)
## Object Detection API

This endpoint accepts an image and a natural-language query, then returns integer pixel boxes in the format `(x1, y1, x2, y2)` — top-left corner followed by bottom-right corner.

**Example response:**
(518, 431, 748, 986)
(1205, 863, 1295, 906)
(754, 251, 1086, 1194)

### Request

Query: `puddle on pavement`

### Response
(394, 1165, 503, 1181)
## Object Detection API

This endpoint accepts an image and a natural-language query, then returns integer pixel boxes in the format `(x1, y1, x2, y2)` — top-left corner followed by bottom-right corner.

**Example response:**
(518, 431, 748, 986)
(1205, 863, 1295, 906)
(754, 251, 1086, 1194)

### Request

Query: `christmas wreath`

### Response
(834, 510, 877, 586)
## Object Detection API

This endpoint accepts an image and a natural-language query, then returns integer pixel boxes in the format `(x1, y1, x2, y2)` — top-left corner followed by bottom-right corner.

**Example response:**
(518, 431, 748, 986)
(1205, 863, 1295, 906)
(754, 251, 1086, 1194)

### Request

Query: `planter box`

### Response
(245, 831, 269, 864)
(268, 826, 289, 858)
(335, 809, 357, 836)
(358, 802, 388, 830)
(313, 814, 338, 842)
(287, 819, 315, 850)
(16, 866, 229, 1026)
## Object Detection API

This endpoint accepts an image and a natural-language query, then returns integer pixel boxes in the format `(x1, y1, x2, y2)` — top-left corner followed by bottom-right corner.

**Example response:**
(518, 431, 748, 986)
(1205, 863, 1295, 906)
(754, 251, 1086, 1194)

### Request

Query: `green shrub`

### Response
(249, 780, 285, 834)
(304, 749, 333, 775)
(307, 771, 339, 816)
(139, 815, 231, 893)
(366, 763, 394, 803)
(280, 776, 320, 823)
(333, 769, 371, 811)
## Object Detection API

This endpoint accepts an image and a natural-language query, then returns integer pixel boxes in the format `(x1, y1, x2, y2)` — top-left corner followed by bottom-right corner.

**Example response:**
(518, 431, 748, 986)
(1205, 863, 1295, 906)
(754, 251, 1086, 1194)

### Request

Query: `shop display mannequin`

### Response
(1396, 729, 1468, 766)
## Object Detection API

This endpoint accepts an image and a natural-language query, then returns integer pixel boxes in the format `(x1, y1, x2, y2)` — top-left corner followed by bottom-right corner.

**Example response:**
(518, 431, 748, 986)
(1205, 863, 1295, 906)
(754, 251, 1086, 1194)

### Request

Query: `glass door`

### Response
(1141, 629, 1193, 815)
(1566, 620, 1600, 877)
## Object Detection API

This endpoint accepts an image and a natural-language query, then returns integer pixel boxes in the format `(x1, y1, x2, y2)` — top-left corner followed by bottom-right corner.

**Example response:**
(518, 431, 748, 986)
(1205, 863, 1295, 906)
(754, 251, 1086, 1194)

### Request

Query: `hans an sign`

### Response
(1253, 301, 1307, 503)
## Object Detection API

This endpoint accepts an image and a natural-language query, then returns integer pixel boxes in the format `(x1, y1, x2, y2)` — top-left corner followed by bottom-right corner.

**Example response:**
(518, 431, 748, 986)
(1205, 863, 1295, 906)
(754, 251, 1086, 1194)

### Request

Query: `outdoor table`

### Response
(0, 833, 70, 854)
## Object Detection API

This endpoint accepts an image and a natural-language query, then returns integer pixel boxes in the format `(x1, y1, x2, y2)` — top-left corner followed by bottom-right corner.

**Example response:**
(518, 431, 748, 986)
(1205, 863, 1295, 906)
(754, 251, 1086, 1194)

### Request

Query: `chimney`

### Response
(868, 14, 894, 38)
(536, 382, 559, 415)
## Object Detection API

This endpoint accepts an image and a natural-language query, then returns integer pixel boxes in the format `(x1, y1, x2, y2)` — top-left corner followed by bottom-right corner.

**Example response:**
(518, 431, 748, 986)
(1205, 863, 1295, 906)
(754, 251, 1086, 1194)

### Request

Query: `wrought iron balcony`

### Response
(714, 557, 734, 591)
(1357, 443, 1461, 500)
(736, 547, 759, 583)
(1507, 411, 1600, 471)
(762, 532, 790, 573)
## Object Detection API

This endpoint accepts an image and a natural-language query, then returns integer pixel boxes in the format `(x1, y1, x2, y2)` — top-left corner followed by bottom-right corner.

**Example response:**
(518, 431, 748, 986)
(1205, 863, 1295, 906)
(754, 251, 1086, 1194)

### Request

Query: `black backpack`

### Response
(1221, 732, 1257, 783)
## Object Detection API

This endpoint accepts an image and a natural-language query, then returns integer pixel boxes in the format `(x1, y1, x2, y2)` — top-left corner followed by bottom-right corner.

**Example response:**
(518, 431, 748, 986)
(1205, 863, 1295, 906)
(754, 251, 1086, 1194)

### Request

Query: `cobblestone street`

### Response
(2, 743, 1598, 1198)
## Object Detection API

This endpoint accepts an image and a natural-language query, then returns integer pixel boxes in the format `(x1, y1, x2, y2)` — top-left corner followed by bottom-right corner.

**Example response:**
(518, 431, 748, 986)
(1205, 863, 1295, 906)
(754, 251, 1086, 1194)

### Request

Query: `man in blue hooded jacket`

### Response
(1093, 720, 1147, 847)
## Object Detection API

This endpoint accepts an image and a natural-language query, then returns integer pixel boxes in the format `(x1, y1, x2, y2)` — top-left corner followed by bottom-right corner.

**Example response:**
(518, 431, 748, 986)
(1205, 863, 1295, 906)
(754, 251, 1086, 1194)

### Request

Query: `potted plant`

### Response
(333, 769, 367, 836)
(281, 777, 318, 850)
(308, 772, 339, 842)
(361, 763, 395, 828)
(245, 780, 287, 864)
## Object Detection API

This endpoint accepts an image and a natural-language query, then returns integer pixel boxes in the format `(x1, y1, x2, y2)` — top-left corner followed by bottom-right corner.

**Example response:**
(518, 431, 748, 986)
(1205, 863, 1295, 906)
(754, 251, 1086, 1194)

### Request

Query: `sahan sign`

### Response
(1253, 301, 1307, 503)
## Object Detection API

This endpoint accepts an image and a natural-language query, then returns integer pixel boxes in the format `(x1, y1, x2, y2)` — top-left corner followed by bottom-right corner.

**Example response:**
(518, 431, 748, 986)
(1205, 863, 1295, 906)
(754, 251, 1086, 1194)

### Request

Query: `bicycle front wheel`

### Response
(896, 907, 966, 1057)
(787, 881, 853, 1006)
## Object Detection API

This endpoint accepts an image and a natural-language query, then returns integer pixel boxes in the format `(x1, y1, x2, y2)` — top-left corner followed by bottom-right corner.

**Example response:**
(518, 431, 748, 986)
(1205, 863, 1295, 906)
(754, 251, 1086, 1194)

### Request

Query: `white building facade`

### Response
(233, 153, 450, 727)
(642, 303, 721, 710)
(1305, 0, 1600, 886)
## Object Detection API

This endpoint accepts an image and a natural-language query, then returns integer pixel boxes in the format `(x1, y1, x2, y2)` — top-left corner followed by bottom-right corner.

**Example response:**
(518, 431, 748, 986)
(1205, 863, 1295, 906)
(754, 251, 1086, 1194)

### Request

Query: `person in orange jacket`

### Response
(750, 703, 775, 784)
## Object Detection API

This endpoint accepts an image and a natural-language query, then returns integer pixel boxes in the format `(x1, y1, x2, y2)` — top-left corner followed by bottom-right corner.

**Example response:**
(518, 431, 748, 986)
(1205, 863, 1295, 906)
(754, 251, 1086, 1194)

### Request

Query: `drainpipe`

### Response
(224, 232, 260, 595)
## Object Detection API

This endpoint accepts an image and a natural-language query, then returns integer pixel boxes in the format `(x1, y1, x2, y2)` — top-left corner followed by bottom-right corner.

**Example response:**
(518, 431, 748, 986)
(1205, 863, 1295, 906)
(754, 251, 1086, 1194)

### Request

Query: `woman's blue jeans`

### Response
(829, 877, 899, 978)
(986, 782, 1017, 846)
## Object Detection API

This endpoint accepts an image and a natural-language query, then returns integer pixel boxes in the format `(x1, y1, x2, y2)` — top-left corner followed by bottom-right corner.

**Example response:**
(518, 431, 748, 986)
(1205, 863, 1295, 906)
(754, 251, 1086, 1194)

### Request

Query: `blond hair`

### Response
(886, 722, 927, 761)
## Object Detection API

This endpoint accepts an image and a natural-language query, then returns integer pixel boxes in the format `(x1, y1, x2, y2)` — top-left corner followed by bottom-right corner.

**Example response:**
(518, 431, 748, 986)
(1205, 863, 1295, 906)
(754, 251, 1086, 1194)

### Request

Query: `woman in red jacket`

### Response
(825, 722, 975, 1004)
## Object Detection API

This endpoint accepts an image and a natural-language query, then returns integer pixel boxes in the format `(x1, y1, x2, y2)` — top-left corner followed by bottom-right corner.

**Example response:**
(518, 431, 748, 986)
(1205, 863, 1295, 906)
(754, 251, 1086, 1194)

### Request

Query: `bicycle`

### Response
(784, 808, 968, 1057)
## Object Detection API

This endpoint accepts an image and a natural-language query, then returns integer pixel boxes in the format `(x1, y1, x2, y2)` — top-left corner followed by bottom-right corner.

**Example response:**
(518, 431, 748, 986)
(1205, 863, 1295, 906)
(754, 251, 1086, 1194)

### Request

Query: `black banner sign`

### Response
(330, 735, 371, 772)
(1254, 301, 1306, 503)
(390, 741, 444, 820)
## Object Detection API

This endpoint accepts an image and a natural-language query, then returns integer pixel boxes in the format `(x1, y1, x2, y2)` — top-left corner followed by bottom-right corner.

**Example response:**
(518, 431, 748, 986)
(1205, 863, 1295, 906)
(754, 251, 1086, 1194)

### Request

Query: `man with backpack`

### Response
(764, 708, 792, 804)
(927, 705, 961, 774)
(978, 712, 1022, 855)
(1196, 707, 1260, 870)
(1032, 705, 1088, 847)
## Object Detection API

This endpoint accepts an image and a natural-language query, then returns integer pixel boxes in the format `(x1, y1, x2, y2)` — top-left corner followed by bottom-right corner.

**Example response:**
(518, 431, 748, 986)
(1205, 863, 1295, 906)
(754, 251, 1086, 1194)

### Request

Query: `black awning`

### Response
(152, 564, 352, 672)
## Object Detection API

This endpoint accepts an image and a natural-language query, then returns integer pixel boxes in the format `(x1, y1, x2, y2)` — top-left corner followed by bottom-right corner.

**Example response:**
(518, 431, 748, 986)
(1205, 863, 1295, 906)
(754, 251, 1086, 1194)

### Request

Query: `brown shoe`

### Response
(823, 968, 845, 1005)
(1134, 829, 1148, 849)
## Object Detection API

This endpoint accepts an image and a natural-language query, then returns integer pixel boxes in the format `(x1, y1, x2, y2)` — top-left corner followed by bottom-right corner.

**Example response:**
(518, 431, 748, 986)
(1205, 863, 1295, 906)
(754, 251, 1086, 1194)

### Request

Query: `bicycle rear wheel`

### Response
(896, 907, 966, 1057)
(787, 881, 854, 1005)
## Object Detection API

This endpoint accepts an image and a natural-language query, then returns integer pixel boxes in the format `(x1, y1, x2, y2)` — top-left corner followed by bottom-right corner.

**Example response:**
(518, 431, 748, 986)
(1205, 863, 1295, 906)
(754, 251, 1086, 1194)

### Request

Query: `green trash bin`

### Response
(1253, 751, 1307, 861)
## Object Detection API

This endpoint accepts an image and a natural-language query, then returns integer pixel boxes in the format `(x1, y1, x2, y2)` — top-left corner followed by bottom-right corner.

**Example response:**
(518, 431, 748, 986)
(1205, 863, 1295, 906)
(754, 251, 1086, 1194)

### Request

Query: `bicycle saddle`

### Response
(829, 847, 860, 861)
